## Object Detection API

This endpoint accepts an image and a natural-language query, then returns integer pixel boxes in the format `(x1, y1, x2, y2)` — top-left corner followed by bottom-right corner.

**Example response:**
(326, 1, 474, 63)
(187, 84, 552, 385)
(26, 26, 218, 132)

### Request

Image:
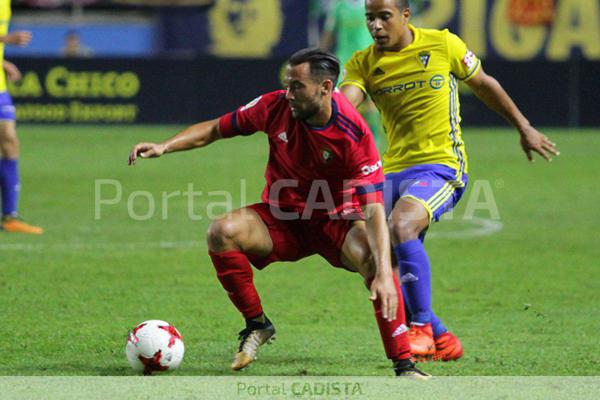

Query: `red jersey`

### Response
(218, 90, 383, 219)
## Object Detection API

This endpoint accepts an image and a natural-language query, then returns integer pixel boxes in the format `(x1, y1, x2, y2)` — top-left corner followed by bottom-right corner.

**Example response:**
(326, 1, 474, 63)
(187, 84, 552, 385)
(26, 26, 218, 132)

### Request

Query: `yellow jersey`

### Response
(0, 0, 11, 93)
(341, 25, 481, 177)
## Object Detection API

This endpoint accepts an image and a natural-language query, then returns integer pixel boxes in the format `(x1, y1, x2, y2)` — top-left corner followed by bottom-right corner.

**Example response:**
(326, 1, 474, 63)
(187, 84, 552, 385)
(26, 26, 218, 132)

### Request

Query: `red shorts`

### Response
(245, 203, 359, 270)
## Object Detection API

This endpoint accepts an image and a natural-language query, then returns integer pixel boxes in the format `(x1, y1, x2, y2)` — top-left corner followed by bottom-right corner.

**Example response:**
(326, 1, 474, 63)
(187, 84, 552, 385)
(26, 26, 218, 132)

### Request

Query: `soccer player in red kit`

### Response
(129, 48, 428, 378)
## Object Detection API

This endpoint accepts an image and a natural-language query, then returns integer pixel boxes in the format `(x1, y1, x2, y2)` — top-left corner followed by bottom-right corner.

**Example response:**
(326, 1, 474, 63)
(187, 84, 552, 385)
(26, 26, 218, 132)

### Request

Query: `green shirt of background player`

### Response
(320, 0, 384, 142)
(320, 0, 373, 68)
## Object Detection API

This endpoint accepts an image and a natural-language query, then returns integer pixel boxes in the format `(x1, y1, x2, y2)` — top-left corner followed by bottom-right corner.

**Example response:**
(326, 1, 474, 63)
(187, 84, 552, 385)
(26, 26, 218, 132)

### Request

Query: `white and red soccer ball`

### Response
(126, 320, 184, 375)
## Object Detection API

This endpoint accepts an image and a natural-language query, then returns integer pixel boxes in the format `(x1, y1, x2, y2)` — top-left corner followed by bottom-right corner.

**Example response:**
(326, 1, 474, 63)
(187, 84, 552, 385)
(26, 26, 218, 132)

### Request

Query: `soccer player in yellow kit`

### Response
(340, 0, 559, 361)
(0, 0, 41, 234)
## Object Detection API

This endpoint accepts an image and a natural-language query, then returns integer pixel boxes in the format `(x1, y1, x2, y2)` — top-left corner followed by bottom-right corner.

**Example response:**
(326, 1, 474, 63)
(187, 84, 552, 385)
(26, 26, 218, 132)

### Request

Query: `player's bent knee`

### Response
(206, 217, 244, 252)
(341, 224, 374, 276)
(389, 218, 422, 243)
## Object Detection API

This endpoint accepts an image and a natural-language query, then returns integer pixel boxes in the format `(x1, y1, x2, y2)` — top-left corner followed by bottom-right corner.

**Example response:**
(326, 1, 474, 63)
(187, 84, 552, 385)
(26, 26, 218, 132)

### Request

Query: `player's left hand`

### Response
(519, 125, 560, 162)
(128, 142, 166, 165)
(5, 31, 32, 47)
(369, 274, 398, 322)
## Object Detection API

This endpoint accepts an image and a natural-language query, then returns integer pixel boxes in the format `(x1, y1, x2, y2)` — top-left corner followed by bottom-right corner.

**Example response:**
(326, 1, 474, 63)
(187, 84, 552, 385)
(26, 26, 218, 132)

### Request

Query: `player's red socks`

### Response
(369, 273, 412, 361)
(209, 250, 263, 319)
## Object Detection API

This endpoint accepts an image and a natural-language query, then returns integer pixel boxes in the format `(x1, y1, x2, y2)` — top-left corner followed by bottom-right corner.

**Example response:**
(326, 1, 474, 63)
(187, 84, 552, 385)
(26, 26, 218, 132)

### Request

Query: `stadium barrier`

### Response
(8, 57, 598, 127)
(8, 57, 284, 125)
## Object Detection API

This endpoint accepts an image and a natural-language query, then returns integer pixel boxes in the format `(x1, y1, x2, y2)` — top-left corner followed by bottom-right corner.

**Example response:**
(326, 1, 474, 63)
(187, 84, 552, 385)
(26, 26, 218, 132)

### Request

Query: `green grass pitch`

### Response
(1, 125, 599, 376)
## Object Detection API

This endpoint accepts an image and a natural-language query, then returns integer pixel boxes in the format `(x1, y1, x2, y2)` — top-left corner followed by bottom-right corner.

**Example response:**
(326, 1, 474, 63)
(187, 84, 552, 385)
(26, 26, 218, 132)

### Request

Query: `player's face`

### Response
(365, 0, 410, 51)
(284, 63, 325, 121)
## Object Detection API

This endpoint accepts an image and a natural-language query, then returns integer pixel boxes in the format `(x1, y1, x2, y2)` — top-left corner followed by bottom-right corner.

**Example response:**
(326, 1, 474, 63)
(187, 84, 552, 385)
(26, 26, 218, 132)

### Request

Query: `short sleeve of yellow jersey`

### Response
(340, 50, 368, 94)
(446, 31, 481, 81)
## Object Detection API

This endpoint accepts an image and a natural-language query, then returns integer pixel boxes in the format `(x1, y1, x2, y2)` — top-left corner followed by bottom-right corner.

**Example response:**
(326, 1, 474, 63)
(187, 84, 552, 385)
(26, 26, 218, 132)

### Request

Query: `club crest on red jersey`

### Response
(277, 131, 288, 143)
(321, 148, 333, 163)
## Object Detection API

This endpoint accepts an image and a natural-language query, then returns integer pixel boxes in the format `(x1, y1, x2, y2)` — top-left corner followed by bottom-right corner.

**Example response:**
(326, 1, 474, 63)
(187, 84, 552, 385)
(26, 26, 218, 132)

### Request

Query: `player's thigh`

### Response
(339, 220, 375, 279)
(207, 207, 273, 256)
(0, 120, 18, 156)
(388, 197, 430, 243)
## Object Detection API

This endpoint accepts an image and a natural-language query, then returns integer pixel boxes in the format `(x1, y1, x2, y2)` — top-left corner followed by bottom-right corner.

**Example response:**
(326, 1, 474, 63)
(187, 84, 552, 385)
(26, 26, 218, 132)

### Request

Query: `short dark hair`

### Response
(288, 48, 341, 86)
(396, 0, 410, 9)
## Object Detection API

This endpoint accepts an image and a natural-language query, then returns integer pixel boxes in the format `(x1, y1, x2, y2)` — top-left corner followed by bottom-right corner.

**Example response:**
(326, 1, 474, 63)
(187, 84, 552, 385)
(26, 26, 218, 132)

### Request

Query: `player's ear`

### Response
(321, 79, 334, 95)
(402, 7, 411, 20)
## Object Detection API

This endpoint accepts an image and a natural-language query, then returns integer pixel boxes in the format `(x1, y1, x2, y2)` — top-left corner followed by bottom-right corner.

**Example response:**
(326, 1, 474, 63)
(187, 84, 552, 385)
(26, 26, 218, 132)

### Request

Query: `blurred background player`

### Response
(129, 48, 428, 378)
(0, 0, 42, 234)
(61, 30, 93, 58)
(340, 0, 559, 361)
(319, 0, 383, 144)
(320, 0, 371, 68)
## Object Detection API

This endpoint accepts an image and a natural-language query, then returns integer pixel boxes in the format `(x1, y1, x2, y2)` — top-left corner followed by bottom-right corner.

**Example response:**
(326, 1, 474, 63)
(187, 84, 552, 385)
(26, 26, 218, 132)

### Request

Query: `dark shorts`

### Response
(384, 164, 468, 222)
(0, 92, 16, 121)
(245, 203, 357, 270)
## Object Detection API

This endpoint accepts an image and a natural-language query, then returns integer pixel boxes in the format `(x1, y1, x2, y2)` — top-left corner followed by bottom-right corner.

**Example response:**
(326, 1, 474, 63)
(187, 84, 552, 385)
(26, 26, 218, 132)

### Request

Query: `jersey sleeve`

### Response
(339, 51, 368, 94)
(446, 31, 482, 81)
(347, 132, 384, 206)
(218, 94, 270, 138)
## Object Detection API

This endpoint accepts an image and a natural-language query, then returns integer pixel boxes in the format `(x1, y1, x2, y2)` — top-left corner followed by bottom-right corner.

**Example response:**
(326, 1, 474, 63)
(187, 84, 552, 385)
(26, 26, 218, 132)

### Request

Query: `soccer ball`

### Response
(125, 320, 185, 375)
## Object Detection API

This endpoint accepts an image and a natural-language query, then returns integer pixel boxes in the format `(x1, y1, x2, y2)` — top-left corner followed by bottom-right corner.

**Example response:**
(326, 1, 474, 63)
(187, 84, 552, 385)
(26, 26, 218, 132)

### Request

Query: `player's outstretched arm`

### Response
(0, 31, 32, 47)
(128, 118, 222, 165)
(363, 202, 398, 321)
(466, 68, 559, 162)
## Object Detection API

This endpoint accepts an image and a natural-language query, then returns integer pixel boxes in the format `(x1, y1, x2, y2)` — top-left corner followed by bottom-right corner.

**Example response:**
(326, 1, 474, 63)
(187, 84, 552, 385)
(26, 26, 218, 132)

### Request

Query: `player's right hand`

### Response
(369, 274, 398, 322)
(3, 61, 21, 82)
(519, 125, 559, 162)
(5, 31, 32, 47)
(128, 143, 166, 165)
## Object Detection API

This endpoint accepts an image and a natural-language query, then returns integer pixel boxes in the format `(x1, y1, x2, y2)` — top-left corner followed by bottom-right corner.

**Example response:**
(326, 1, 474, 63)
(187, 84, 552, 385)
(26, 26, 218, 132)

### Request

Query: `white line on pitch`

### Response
(427, 217, 503, 239)
(1, 218, 502, 251)
(0, 240, 205, 251)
